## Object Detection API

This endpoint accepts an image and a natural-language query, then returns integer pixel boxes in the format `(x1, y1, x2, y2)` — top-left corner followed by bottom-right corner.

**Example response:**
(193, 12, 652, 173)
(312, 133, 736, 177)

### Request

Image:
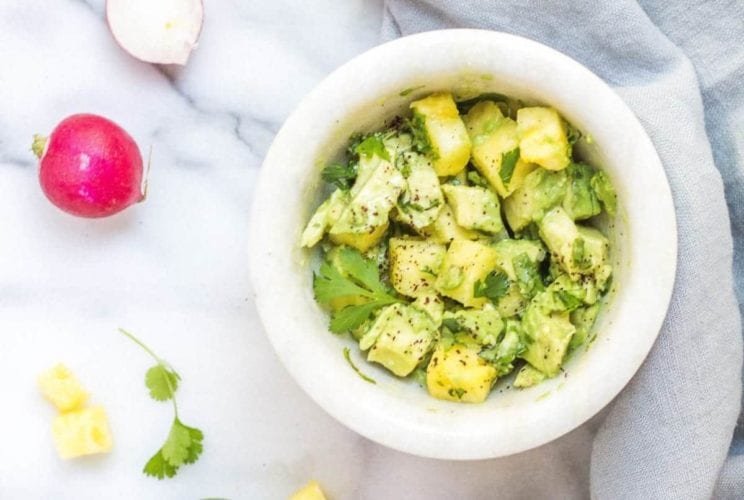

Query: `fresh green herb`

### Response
(467, 169, 489, 188)
(354, 134, 390, 161)
(399, 198, 441, 212)
(474, 271, 510, 303)
(118, 329, 204, 480)
(343, 347, 377, 384)
(406, 113, 434, 157)
(441, 317, 464, 333)
(313, 248, 399, 333)
(566, 123, 582, 145)
(321, 162, 357, 190)
(572, 238, 590, 270)
(399, 85, 425, 97)
(556, 290, 583, 311)
(591, 171, 617, 216)
(513, 253, 544, 299)
(499, 148, 520, 187)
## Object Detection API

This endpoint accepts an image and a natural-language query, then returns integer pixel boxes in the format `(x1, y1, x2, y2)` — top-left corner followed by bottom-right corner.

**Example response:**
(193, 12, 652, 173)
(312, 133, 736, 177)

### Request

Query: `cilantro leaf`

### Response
(143, 450, 178, 480)
(513, 253, 544, 299)
(119, 329, 205, 480)
(499, 148, 520, 188)
(474, 271, 510, 303)
(556, 290, 583, 311)
(330, 301, 393, 333)
(467, 170, 489, 188)
(354, 134, 390, 161)
(406, 113, 435, 157)
(321, 162, 357, 190)
(313, 248, 399, 333)
(145, 364, 180, 402)
(441, 317, 464, 333)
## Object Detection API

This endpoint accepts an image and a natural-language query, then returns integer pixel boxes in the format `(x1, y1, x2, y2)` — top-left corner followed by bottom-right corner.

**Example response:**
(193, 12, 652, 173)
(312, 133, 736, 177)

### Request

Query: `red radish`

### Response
(33, 114, 145, 218)
(106, 0, 204, 66)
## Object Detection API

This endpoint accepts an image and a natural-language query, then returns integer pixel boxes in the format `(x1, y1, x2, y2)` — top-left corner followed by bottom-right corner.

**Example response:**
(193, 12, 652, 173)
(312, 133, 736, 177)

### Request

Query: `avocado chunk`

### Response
(410, 92, 472, 176)
(395, 151, 445, 230)
(478, 318, 524, 376)
(362, 303, 438, 377)
(463, 100, 537, 197)
(419, 204, 480, 244)
(563, 163, 601, 221)
(513, 364, 547, 388)
(569, 303, 600, 350)
(492, 239, 546, 280)
(412, 293, 444, 327)
(441, 184, 504, 234)
(300, 189, 350, 248)
(442, 306, 504, 348)
(538, 207, 610, 281)
(503, 167, 568, 232)
(388, 237, 446, 298)
(329, 155, 405, 251)
(426, 342, 497, 403)
(516, 107, 571, 171)
(520, 294, 576, 377)
(435, 239, 499, 307)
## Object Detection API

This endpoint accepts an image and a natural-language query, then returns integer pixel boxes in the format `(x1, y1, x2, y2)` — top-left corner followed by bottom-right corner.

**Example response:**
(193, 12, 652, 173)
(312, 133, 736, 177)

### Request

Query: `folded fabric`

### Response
(382, 1, 744, 498)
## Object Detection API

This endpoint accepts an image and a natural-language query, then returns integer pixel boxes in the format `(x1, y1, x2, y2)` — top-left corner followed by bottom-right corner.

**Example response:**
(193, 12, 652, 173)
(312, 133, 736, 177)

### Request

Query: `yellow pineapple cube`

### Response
(290, 480, 327, 500)
(51, 406, 113, 459)
(38, 363, 89, 412)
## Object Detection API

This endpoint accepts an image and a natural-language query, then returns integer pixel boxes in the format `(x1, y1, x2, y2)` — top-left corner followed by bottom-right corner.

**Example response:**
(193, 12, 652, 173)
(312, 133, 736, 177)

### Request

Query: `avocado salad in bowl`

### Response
(250, 30, 676, 459)
(301, 91, 617, 403)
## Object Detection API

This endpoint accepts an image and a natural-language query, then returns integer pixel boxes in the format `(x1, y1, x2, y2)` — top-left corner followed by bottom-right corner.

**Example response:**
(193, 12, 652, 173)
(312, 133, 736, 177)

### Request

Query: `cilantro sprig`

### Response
(474, 270, 510, 303)
(119, 328, 204, 480)
(313, 247, 399, 333)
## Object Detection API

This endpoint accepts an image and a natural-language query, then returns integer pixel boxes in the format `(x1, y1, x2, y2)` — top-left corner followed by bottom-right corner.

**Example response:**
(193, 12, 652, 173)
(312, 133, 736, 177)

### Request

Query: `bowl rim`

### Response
(249, 29, 678, 460)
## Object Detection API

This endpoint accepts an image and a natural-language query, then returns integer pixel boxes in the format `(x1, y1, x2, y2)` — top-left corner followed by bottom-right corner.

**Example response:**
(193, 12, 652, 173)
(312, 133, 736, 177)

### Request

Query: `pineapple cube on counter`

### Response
(38, 363, 89, 412)
(51, 406, 113, 459)
(290, 480, 327, 500)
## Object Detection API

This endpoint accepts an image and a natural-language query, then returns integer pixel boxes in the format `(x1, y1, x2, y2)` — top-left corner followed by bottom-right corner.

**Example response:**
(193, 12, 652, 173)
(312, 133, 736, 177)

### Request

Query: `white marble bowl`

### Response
(249, 30, 676, 459)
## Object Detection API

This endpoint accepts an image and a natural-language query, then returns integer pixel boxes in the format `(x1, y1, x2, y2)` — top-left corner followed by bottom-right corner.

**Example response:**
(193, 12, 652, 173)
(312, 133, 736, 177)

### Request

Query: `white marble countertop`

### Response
(0, 1, 595, 498)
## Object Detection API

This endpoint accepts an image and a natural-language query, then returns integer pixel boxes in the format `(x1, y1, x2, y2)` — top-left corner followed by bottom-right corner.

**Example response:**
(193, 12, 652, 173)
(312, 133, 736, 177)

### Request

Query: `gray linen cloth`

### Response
(382, 1, 744, 498)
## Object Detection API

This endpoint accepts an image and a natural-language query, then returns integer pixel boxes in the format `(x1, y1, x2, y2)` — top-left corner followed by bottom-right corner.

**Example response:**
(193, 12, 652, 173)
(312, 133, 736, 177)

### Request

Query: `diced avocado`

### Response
(396, 151, 445, 230)
(547, 273, 600, 308)
(441, 185, 504, 234)
(539, 207, 610, 280)
(591, 170, 618, 217)
(513, 364, 547, 388)
(419, 204, 480, 244)
(412, 293, 444, 326)
(363, 303, 438, 377)
(492, 239, 546, 280)
(478, 319, 524, 376)
(410, 92, 472, 176)
(329, 222, 389, 253)
(426, 342, 497, 403)
(569, 303, 600, 350)
(301, 189, 350, 248)
(329, 156, 405, 250)
(463, 101, 537, 197)
(443, 306, 504, 348)
(520, 295, 576, 377)
(563, 163, 601, 220)
(516, 107, 571, 171)
(435, 239, 499, 307)
(503, 168, 568, 231)
(388, 237, 446, 298)
(494, 283, 528, 318)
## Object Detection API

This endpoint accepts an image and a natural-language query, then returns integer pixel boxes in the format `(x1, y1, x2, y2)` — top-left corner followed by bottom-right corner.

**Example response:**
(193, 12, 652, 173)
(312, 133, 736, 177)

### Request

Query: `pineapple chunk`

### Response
(290, 480, 327, 500)
(389, 237, 446, 298)
(329, 222, 389, 252)
(464, 101, 537, 197)
(435, 239, 499, 307)
(516, 107, 571, 171)
(426, 343, 497, 403)
(51, 406, 113, 459)
(410, 92, 472, 176)
(38, 364, 89, 412)
(419, 204, 479, 244)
